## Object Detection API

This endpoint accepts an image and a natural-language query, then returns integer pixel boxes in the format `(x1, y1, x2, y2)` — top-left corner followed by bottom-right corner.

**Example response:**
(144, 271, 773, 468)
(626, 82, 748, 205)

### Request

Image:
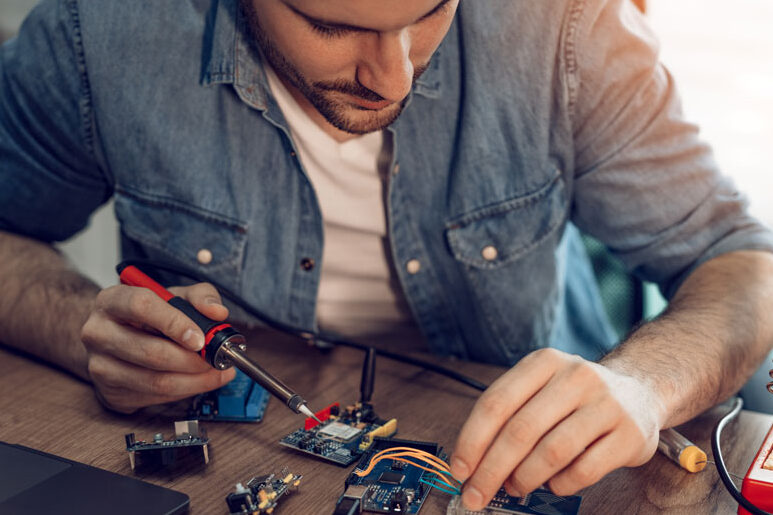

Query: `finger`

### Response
(96, 285, 206, 351)
(459, 357, 592, 509)
(89, 353, 236, 412)
(451, 349, 566, 482)
(546, 431, 630, 496)
(506, 398, 622, 496)
(169, 282, 229, 321)
(82, 315, 211, 373)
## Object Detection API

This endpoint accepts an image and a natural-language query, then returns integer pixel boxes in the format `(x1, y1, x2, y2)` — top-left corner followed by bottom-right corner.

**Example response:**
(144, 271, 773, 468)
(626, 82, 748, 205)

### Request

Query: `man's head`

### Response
(242, 0, 459, 135)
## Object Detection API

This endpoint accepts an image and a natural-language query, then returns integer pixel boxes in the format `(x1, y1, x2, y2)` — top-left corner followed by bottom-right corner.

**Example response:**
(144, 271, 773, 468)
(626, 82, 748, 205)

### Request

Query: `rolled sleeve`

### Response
(0, 0, 110, 243)
(567, 0, 773, 298)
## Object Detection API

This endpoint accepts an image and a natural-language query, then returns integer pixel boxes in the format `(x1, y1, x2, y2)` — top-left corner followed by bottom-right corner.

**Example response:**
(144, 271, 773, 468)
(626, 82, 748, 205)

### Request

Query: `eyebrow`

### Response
(284, 0, 453, 33)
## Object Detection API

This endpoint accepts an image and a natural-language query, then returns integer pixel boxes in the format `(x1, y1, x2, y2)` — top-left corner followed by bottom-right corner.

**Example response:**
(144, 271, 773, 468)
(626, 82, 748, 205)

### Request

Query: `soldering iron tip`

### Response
(299, 403, 321, 423)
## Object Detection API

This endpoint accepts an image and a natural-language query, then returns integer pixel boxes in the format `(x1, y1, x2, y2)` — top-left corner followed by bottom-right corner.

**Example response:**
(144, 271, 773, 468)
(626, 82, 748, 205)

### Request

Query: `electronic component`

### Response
(279, 401, 397, 466)
(124, 420, 209, 472)
(188, 369, 270, 422)
(739, 422, 773, 514)
(445, 488, 582, 515)
(333, 437, 449, 514)
(226, 469, 302, 514)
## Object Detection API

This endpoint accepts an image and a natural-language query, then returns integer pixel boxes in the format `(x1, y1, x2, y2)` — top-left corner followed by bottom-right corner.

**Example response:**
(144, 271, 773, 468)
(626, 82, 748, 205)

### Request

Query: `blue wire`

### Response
(428, 476, 461, 492)
(419, 478, 461, 496)
(437, 470, 463, 485)
(423, 473, 462, 494)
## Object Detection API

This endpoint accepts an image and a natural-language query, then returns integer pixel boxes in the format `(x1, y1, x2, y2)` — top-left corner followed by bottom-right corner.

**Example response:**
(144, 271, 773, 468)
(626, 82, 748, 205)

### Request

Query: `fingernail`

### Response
(462, 486, 483, 510)
(504, 481, 522, 498)
(182, 329, 205, 351)
(450, 457, 470, 480)
(205, 296, 220, 305)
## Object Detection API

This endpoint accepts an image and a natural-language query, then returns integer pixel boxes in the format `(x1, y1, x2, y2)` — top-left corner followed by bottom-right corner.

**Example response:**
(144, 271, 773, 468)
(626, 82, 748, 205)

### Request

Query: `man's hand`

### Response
(81, 282, 236, 413)
(449, 348, 664, 510)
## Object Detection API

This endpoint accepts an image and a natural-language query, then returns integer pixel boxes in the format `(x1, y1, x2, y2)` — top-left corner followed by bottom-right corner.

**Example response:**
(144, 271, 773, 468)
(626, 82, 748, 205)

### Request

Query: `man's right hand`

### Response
(80, 282, 237, 413)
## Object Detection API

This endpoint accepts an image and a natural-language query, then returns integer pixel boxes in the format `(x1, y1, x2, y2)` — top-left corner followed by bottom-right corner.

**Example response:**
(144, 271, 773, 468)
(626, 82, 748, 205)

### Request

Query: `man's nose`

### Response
(356, 30, 413, 103)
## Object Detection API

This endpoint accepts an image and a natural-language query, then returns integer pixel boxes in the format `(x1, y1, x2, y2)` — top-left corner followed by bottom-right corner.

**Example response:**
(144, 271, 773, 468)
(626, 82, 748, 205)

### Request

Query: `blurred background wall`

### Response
(2, 0, 119, 287)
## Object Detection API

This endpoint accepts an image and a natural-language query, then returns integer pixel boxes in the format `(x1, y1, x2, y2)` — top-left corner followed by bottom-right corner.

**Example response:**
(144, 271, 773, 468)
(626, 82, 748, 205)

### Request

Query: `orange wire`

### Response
(356, 449, 446, 476)
(366, 447, 452, 473)
(354, 447, 461, 487)
(356, 455, 452, 481)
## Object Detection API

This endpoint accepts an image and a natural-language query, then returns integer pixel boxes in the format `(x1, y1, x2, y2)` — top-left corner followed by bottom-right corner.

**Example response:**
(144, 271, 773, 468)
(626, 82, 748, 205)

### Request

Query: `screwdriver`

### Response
(117, 263, 321, 423)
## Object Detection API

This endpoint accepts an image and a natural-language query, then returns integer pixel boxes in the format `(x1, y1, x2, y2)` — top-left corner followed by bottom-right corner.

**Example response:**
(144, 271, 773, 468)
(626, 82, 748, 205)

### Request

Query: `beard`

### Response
(241, 0, 428, 135)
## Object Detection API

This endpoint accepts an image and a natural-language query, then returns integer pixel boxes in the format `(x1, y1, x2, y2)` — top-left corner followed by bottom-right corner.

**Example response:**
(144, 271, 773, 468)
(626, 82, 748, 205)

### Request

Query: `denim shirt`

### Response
(2, 0, 772, 365)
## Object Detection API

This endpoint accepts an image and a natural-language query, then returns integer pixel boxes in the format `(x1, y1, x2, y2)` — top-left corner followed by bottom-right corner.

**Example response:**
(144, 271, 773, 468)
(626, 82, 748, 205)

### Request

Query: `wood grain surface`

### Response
(0, 331, 770, 514)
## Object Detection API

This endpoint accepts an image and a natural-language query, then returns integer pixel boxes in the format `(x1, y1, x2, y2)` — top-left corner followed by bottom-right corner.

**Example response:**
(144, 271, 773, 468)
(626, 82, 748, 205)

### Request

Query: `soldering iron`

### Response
(116, 263, 321, 423)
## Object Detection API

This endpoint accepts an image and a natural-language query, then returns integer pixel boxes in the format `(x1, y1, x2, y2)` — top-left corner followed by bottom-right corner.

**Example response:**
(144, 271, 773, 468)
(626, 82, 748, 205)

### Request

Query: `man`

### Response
(1, 0, 772, 510)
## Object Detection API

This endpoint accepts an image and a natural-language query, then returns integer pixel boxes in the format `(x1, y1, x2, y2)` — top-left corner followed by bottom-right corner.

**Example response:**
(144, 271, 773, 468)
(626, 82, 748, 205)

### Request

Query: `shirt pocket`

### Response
(443, 169, 568, 363)
(114, 188, 248, 281)
(445, 169, 566, 268)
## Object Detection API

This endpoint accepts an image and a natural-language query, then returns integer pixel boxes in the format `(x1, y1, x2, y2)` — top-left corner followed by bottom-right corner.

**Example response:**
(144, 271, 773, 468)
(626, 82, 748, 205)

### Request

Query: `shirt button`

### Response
(481, 245, 498, 261)
(406, 259, 421, 275)
(197, 248, 213, 265)
(300, 257, 315, 271)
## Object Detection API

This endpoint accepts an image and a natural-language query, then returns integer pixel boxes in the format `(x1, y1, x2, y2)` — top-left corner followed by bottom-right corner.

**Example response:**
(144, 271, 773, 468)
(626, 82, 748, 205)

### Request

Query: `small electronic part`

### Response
(333, 437, 454, 514)
(124, 420, 209, 472)
(226, 469, 302, 514)
(445, 488, 582, 515)
(188, 368, 271, 422)
(739, 422, 773, 514)
(279, 401, 397, 466)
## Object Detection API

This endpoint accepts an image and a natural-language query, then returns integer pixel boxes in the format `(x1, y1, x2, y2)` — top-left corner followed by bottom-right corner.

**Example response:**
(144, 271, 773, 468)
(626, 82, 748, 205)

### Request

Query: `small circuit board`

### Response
(334, 438, 446, 514)
(226, 469, 302, 514)
(279, 401, 397, 466)
(188, 369, 270, 422)
(125, 420, 209, 472)
(445, 488, 582, 515)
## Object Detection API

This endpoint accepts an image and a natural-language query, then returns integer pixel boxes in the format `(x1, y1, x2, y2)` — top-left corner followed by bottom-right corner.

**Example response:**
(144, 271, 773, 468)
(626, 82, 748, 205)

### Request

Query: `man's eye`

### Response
(310, 22, 348, 38)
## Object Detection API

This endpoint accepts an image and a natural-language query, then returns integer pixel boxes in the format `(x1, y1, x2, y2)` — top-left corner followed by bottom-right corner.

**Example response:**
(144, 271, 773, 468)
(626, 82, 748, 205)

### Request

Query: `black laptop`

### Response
(0, 441, 189, 514)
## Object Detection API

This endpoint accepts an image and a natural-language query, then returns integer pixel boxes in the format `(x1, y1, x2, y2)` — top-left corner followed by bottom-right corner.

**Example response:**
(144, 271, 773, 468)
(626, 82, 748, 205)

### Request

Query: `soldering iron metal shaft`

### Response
(220, 342, 318, 420)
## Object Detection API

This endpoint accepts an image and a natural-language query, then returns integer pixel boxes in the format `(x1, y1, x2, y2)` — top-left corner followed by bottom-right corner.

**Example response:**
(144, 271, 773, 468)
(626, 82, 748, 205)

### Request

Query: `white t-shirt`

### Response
(265, 66, 424, 350)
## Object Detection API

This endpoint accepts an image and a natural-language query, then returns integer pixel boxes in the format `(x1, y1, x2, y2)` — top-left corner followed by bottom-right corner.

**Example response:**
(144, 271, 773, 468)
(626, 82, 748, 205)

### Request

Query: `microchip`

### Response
(318, 422, 363, 442)
(391, 460, 406, 471)
(378, 471, 405, 485)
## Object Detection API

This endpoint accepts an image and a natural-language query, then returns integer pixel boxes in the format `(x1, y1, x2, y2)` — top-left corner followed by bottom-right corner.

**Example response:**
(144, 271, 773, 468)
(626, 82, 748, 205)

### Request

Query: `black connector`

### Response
(333, 485, 368, 515)
(359, 348, 376, 405)
(332, 497, 360, 515)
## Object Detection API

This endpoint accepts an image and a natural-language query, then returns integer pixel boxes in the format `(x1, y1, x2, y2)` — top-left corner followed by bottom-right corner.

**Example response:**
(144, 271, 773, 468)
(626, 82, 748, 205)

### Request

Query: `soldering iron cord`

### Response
(117, 259, 488, 392)
(712, 397, 771, 515)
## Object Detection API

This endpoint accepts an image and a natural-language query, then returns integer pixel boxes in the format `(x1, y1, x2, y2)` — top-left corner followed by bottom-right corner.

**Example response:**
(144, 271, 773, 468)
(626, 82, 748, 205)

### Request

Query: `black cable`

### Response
(118, 259, 488, 392)
(360, 347, 377, 404)
(711, 397, 771, 515)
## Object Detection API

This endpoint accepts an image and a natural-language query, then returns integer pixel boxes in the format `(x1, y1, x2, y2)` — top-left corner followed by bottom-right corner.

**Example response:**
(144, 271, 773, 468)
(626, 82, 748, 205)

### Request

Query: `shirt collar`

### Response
(201, 0, 446, 109)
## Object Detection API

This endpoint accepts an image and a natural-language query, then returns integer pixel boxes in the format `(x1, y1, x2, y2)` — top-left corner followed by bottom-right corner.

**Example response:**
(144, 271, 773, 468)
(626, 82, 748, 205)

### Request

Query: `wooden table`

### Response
(0, 332, 769, 514)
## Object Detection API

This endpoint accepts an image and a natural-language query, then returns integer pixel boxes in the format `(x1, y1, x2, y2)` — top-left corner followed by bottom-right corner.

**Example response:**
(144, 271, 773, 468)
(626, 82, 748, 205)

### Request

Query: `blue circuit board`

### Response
(446, 488, 582, 515)
(279, 402, 396, 466)
(340, 438, 445, 514)
(188, 369, 270, 422)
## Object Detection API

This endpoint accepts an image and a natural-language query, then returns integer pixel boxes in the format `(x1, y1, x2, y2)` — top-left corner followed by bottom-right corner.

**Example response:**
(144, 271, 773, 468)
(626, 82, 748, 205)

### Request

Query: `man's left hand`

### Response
(449, 348, 664, 510)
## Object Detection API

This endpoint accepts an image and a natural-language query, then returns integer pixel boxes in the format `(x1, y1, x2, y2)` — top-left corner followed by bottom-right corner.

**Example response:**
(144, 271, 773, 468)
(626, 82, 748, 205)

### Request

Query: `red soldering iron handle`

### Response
(115, 263, 241, 368)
